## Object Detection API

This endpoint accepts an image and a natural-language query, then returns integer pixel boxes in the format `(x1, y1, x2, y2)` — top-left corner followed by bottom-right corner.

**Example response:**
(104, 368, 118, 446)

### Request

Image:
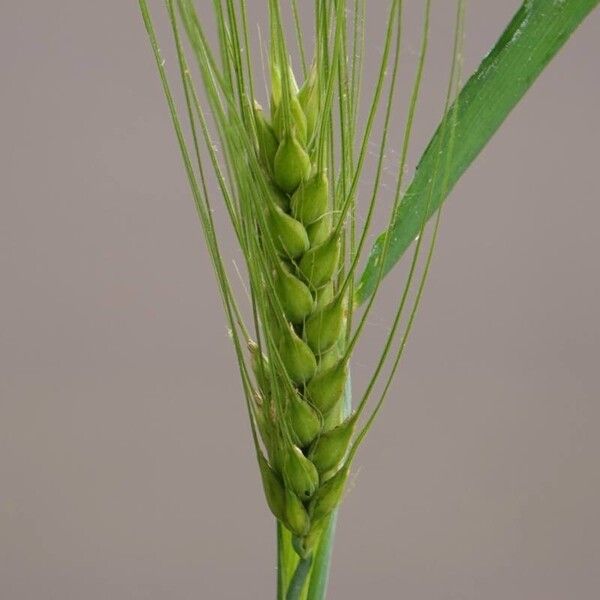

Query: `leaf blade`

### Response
(355, 0, 599, 305)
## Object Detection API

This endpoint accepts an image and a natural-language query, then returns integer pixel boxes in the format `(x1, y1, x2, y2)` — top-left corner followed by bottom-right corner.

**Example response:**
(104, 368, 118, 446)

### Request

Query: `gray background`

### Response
(1, 1, 599, 599)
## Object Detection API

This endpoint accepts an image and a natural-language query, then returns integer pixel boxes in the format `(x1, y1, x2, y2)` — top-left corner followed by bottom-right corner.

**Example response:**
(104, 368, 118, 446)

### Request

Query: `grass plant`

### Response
(139, 1, 598, 597)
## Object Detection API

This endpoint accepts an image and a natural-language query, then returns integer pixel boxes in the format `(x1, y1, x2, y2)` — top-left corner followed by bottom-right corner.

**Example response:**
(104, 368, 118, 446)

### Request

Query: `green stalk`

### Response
(286, 555, 313, 600)
(304, 513, 337, 600)
(277, 524, 299, 599)
(356, 0, 599, 305)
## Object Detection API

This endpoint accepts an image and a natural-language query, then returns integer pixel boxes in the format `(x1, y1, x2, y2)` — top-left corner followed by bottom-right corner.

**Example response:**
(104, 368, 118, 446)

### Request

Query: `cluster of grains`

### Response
(250, 66, 355, 555)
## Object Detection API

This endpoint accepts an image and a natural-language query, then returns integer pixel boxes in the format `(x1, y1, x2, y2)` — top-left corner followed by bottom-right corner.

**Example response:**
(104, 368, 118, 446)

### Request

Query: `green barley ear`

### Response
(290, 171, 329, 225)
(267, 205, 309, 259)
(298, 233, 341, 289)
(307, 359, 348, 415)
(283, 445, 319, 500)
(254, 102, 278, 174)
(258, 454, 286, 523)
(284, 487, 310, 537)
(309, 414, 358, 474)
(272, 133, 311, 194)
(303, 294, 346, 354)
(141, 0, 475, 593)
(288, 391, 321, 448)
(273, 261, 315, 324)
(278, 324, 317, 384)
(309, 464, 349, 523)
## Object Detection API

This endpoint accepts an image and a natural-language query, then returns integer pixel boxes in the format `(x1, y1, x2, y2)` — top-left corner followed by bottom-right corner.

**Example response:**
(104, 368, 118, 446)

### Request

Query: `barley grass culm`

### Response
(139, 0, 598, 598)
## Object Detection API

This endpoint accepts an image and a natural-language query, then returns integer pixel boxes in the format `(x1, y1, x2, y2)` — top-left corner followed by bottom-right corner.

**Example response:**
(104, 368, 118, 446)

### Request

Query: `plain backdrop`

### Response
(1, 2, 599, 599)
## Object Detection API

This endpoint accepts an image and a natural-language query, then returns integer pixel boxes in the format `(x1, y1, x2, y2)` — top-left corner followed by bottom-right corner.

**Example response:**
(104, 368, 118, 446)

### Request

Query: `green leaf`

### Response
(355, 0, 599, 306)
